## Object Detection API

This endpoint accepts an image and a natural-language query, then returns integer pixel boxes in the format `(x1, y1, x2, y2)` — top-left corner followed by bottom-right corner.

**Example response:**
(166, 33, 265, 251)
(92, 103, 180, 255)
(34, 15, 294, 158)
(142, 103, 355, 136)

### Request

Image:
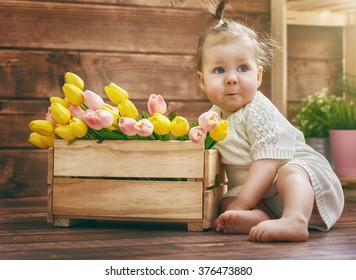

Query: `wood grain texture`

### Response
(0, 150, 48, 198)
(1, 114, 46, 147)
(288, 58, 343, 101)
(0, 2, 210, 53)
(49, 142, 223, 230)
(287, 25, 343, 102)
(53, 140, 205, 178)
(204, 149, 223, 188)
(47, 148, 54, 222)
(202, 185, 227, 229)
(52, 178, 203, 220)
(13, 0, 270, 13)
(0, 196, 355, 260)
(0, 50, 201, 100)
(288, 25, 343, 60)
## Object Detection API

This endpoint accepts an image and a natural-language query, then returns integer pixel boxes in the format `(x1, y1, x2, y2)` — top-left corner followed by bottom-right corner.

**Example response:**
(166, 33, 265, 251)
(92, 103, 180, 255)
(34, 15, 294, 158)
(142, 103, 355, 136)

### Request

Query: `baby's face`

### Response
(197, 36, 263, 118)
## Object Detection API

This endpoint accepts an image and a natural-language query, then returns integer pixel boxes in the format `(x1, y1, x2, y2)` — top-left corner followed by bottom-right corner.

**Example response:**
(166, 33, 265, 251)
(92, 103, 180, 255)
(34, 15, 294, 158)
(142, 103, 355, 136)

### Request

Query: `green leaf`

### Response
(205, 133, 217, 149)
(141, 111, 149, 119)
(159, 134, 172, 140)
(176, 134, 189, 141)
(169, 113, 177, 121)
(67, 138, 78, 145)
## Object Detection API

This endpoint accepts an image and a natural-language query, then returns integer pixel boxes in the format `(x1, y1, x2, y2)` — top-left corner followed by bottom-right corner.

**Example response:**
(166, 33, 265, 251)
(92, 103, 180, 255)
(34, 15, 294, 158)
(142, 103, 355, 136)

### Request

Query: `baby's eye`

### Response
(214, 67, 225, 74)
(238, 65, 248, 72)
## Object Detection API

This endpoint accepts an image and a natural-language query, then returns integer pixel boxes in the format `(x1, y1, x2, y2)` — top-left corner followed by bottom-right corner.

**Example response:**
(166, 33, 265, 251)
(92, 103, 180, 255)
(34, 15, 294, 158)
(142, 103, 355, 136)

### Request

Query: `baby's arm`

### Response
(225, 158, 281, 211)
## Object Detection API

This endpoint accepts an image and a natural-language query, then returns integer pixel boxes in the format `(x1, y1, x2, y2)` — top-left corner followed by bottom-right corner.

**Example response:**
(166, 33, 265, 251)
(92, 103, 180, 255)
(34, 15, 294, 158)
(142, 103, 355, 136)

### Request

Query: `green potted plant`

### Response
(327, 74, 356, 177)
(293, 88, 333, 163)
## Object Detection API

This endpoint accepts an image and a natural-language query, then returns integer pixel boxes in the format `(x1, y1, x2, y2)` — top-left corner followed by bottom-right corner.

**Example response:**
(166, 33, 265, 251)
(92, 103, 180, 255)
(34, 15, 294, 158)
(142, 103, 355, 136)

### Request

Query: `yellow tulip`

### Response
(118, 99, 139, 120)
(40, 133, 55, 147)
(104, 83, 129, 105)
(65, 72, 85, 90)
(69, 118, 88, 138)
(28, 132, 50, 149)
(209, 120, 229, 142)
(103, 103, 116, 112)
(55, 124, 76, 140)
(50, 96, 70, 108)
(28, 120, 54, 136)
(50, 103, 72, 124)
(62, 83, 84, 106)
(111, 111, 120, 126)
(170, 116, 189, 137)
(149, 113, 171, 135)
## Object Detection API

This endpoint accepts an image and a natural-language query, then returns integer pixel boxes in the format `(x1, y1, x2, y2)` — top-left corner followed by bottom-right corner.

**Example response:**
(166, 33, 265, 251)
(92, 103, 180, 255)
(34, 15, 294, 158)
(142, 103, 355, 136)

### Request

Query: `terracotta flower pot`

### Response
(329, 130, 356, 176)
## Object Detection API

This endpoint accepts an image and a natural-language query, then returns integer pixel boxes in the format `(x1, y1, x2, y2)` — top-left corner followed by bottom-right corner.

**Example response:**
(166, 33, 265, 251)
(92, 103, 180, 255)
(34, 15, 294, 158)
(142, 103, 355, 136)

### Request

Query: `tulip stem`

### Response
(80, 104, 88, 110)
(204, 134, 217, 150)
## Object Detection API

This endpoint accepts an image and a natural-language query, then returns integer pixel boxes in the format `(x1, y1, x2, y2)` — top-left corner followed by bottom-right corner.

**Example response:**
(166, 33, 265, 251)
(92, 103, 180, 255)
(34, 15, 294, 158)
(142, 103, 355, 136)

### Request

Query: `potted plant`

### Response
(293, 88, 333, 163)
(327, 74, 356, 177)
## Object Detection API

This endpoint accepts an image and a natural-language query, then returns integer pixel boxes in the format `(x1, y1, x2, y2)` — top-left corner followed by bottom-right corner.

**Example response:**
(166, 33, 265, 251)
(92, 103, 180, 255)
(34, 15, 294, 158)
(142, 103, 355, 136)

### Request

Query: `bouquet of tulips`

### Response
(28, 72, 229, 150)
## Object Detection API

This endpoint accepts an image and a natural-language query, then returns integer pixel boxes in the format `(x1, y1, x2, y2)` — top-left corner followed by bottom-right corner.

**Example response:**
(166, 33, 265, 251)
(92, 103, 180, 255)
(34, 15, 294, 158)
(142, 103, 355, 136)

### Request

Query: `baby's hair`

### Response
(193, 0, 278, 72)
(213, 0, 229, 21)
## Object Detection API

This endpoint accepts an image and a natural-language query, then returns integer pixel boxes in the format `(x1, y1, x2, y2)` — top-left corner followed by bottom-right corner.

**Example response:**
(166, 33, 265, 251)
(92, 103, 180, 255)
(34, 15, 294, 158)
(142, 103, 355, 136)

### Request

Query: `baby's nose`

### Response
(226, 77, 238, 85)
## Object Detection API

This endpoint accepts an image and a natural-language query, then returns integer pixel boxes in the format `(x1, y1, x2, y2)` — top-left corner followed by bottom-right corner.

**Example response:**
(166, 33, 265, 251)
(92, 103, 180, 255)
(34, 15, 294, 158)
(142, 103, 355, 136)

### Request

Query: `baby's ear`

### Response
(257, 66, 263, 88)
(196, 71, 206, 92)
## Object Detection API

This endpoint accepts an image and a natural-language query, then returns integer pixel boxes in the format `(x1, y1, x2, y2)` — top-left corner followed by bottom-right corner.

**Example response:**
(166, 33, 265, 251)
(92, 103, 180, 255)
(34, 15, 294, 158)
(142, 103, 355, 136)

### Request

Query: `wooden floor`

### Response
(1, 196, 356, 260)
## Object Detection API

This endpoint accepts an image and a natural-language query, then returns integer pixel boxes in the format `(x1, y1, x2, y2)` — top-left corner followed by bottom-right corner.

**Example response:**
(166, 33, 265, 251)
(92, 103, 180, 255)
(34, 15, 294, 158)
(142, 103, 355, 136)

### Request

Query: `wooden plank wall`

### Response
(287, 25, 343, 119)
(0, 0, 271, 198)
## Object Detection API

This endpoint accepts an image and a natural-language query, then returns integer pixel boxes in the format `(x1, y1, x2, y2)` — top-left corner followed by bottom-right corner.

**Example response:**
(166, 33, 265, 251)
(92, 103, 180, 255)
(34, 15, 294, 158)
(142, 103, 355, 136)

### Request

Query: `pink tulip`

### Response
(83, 90, 105, 110)
(82, 109, 102, 130)
(147, 94, 167, 115)
(96, 109, 114, 128)
(82, 109, 114, 130)
(69, 105, 86, 119)
(118, 117, 137, 136)
(135, 119, 154, 137)
(189, 126, 206, 143)
(198, 111, 219, 131)
(45, 107, 57, 125)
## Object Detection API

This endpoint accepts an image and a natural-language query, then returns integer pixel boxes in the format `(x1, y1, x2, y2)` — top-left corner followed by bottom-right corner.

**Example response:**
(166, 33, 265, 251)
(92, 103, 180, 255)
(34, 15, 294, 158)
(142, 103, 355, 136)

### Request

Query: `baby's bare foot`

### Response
(217, 209, 270, 234)
(248, 217, 309, 242)
(212, 217, 226, 232)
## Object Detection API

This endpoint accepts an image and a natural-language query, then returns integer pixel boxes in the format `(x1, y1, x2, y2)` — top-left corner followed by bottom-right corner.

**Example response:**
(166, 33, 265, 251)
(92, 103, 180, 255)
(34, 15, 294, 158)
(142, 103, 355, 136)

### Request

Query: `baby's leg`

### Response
(249, 164, 313, 242)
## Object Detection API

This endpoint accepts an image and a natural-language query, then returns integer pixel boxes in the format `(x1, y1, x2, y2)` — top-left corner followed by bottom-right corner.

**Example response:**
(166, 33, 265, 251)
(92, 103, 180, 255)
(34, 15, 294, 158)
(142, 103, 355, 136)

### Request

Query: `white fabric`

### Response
(212, 91, 344, 231)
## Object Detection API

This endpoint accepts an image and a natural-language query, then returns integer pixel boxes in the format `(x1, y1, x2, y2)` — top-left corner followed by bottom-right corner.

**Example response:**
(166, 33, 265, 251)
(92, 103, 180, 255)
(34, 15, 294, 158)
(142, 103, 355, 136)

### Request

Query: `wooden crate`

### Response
(47, 139, 226, 231)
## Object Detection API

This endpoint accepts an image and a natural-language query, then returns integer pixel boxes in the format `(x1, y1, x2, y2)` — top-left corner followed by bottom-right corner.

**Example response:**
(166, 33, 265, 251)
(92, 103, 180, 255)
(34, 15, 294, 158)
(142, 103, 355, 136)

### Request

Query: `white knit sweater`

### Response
(211, 91, 344, 231)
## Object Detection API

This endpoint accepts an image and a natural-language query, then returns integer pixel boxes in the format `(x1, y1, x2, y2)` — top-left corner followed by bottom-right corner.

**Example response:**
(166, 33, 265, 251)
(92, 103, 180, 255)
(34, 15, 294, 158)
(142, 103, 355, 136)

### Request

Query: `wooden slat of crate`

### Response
(204, 149, 222, 188)
(202, 185, 227, 229)
(52, 178, 203, 220)
(53, 140, 205, 178)
(47, 148, 54, 223)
